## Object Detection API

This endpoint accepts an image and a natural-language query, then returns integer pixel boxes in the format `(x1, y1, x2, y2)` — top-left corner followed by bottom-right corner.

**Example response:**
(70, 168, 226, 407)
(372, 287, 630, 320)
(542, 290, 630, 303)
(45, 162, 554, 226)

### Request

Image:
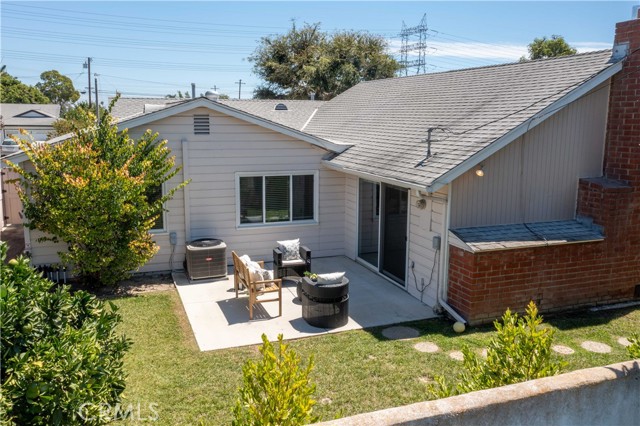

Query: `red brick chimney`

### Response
(575, 10, 640, 303)
(603, 12, 640, 185)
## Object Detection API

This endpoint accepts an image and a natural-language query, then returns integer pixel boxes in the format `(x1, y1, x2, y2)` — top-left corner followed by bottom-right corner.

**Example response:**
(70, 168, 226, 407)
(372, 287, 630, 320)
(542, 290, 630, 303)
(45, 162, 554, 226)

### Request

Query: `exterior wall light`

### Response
(475, 165, 485, 177)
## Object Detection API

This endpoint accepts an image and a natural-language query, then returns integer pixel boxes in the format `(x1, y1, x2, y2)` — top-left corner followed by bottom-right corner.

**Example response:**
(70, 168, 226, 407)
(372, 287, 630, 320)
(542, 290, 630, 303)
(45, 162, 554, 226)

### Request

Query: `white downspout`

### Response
(181, 138, 191, 243)
(436, 184, 467, 324)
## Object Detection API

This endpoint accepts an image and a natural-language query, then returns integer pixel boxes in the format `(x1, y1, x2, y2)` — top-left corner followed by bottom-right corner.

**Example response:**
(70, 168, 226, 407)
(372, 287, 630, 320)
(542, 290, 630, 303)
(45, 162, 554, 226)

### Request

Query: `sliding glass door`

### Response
(357, 179, 408, 286)
(358, 180, 379, 267)
(381, 184, 408, 284)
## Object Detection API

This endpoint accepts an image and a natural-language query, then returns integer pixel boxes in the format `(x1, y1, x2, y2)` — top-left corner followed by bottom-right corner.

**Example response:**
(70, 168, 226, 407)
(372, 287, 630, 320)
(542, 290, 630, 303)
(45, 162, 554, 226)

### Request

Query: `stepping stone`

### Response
(449, 350, 464, 361)
(552, 344, 575, 355)
(418, 376, 434, 384)
(414, 342, 439, 353)
(580, 341, 612, 353)
(382, 326, 419, 340)
(319, 397, 332, 405)
(617, 337, 631, 347)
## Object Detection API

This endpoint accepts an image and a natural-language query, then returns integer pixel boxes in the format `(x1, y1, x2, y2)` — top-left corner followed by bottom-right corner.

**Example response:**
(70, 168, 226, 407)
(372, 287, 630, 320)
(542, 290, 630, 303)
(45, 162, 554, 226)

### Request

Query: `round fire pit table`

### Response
(300, 276, 349, 328)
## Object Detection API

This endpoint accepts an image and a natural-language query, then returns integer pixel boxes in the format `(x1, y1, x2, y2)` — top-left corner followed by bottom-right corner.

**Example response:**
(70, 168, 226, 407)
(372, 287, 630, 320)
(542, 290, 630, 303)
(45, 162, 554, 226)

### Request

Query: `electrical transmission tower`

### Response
(399, 14, 429, 76)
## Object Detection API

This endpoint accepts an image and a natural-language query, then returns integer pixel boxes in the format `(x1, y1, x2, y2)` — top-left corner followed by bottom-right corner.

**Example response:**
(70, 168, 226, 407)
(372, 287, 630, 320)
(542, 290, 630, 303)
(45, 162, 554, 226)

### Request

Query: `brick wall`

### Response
(447, 17, 640, 325)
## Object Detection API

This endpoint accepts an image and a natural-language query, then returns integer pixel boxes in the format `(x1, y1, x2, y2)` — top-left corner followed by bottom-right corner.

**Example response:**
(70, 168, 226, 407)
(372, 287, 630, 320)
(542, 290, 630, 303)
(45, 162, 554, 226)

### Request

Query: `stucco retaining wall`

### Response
(313, 360, 640, 426)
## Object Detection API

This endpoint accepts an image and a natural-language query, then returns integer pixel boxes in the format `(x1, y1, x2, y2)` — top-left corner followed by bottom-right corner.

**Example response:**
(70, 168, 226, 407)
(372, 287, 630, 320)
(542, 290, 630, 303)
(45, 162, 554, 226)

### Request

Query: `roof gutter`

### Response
(426, 60, 623, 193)
(322, 159, 428, 191)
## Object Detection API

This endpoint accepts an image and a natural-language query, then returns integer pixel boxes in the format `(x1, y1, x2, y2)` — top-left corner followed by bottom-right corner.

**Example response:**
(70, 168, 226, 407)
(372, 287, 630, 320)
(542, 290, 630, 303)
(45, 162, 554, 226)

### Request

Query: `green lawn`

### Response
(112, 290, 639, 425)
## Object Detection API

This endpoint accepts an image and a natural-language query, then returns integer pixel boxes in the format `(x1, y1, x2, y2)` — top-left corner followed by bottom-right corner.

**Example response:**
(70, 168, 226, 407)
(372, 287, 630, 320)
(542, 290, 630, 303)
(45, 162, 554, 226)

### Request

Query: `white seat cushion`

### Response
(282, 259, 305, 267)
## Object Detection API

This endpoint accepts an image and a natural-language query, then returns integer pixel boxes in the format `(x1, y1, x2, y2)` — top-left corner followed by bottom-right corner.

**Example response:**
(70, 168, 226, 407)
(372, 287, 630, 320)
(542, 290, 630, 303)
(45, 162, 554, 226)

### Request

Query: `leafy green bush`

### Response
(6, 97, 188, 286)
(0, 242, 130, 425)
(232, 334, 318, 426)
(628, 334, 640, 359)
(429, 301, 565, 398)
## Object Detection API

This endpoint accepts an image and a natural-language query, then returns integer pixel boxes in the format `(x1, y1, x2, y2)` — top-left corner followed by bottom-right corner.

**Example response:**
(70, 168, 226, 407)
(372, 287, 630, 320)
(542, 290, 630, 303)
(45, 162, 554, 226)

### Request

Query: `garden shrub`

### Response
(5, 97, 188, 286)
(628, 334, 640, 359)
(232, 334, 318, 426)
(429, 301, 565, 398)
(0, 242, 130, 425)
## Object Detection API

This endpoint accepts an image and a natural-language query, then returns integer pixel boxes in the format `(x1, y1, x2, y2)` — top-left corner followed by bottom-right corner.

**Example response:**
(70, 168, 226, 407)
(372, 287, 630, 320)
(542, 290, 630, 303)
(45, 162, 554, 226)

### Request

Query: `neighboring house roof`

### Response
(109, 97, 185, 121)
(303, 50, 620, 191)
(1, 103, 61, 127)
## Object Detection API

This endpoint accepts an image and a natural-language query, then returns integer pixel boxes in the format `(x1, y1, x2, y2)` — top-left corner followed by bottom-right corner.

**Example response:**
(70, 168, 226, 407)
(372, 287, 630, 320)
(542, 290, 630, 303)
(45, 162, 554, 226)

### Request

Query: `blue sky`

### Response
(2, 1, 637, 101)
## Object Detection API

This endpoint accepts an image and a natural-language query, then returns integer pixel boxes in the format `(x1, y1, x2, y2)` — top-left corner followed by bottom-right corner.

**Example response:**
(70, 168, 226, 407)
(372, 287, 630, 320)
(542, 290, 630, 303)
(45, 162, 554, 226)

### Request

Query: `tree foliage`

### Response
(524, 35, 577, 60)
(49, 102, 106, 138)
(35, 70, 80, 111)
(5, 97, 189, 286)
(233, 334, 318, 426)
(628, 334, 640, 359)
(429, 302, 565, 398)
(249, 22, 400, 100)
(0, 73, 50, 104)
(0, 243, 130, 426)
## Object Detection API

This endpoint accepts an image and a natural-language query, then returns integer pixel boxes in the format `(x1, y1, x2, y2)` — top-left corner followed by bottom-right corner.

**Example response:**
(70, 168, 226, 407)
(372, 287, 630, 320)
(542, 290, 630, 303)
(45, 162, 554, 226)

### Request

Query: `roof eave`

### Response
(426, 60, 622, 193)
(119, 98, 351, 154)
(322, 159, 428, 191)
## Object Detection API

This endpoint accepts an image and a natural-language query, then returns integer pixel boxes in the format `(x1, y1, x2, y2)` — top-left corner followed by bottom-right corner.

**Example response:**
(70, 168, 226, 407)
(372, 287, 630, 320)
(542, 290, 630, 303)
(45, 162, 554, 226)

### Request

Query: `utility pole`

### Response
(94, 75, 99, 122)
(84, 58, 92, 107)
(235, 79, 245, 99)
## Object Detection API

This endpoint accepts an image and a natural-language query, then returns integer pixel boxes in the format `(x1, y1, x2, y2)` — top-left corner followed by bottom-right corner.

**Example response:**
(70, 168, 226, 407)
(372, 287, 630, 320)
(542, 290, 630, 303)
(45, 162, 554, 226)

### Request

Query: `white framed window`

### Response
(147, 183, 167, 233)
(236, 171, 318, 227)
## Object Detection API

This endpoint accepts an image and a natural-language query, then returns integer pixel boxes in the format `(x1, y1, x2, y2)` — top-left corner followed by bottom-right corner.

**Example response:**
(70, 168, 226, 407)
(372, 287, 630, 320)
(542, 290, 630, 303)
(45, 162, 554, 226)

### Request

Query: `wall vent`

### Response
(193, 114, 210, 134)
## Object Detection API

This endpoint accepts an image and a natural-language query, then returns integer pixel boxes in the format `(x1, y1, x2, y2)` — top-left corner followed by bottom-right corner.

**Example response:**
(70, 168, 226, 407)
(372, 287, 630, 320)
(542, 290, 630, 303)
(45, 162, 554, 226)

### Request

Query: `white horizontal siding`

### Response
(344, 176, 358, 260)
(141, 107, 346, 265)
(407, 191, 446, 307)
(451, 82, 609, 228)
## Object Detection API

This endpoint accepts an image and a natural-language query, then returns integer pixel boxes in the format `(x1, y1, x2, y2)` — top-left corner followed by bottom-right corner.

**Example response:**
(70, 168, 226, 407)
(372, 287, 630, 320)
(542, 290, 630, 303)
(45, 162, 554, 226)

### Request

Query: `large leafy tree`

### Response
(35, 70, 80, 111)
(0, 73, 50, 104)
(5, 98, 189, 286)
(249, 23, 400, 100)
(525, 35, 577, 60)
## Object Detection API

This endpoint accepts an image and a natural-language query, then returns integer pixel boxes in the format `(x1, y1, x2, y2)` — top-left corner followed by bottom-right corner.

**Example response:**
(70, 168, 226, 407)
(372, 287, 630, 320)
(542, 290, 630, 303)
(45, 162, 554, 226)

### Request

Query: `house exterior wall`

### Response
(450, 83, 610, 228)
(447, 16, 640, 325)
(344, 175, 358, 260)
(25, 106, 346, 274)
(131, 107, 346, 269)
(407, 192, 446, 306)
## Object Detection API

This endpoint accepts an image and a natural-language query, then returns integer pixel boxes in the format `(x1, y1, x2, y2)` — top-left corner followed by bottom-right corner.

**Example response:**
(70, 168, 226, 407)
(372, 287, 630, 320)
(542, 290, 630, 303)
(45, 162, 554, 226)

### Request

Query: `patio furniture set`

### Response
(228, 238, 349, 327)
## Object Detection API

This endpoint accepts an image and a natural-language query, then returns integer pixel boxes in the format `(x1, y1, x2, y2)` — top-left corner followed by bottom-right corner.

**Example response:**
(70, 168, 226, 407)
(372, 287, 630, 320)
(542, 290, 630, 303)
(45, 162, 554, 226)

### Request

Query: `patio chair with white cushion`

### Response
(231, 251, 282, 320)
(273, 238, 311, 279)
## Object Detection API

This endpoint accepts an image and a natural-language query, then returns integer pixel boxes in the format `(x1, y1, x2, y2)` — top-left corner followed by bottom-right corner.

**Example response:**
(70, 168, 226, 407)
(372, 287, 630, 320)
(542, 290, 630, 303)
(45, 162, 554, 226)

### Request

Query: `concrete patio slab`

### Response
(174, 256, 437, 351)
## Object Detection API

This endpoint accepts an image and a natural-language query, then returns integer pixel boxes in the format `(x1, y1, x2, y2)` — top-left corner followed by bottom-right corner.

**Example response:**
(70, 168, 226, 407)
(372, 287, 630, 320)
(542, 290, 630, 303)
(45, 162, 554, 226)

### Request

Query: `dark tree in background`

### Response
(249, 23, 400, 100)
(35, 70, 80, 112)
(0, 72, 50, 104)
(522, 35, 577, 61)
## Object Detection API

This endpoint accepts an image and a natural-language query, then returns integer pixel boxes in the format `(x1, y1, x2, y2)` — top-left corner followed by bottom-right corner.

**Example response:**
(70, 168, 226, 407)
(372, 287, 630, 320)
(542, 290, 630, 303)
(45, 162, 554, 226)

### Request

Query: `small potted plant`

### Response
(303, 271, 318, 282)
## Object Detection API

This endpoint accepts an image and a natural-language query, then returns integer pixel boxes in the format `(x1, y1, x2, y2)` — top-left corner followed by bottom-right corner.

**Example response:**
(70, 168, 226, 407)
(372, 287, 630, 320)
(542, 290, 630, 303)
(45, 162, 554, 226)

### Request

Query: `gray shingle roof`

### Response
(303, 50, 617, 188)
(110, 97, 323, 131)
(218, 100, 324, 130)
(451, 220, 604, 252)
(109, 97, 185, 121)
(1, 103, 61, 126)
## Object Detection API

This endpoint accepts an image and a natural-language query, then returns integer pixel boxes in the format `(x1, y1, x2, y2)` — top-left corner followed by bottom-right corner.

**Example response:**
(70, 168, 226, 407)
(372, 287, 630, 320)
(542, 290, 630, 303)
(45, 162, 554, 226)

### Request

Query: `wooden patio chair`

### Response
(231, 251, 282, 320)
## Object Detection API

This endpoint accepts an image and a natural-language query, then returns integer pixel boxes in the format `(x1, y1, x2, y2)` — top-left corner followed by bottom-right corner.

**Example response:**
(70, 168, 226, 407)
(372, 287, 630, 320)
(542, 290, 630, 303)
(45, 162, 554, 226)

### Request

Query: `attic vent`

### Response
(274, 103, 288, 111)
(193, 114, 210, 135)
